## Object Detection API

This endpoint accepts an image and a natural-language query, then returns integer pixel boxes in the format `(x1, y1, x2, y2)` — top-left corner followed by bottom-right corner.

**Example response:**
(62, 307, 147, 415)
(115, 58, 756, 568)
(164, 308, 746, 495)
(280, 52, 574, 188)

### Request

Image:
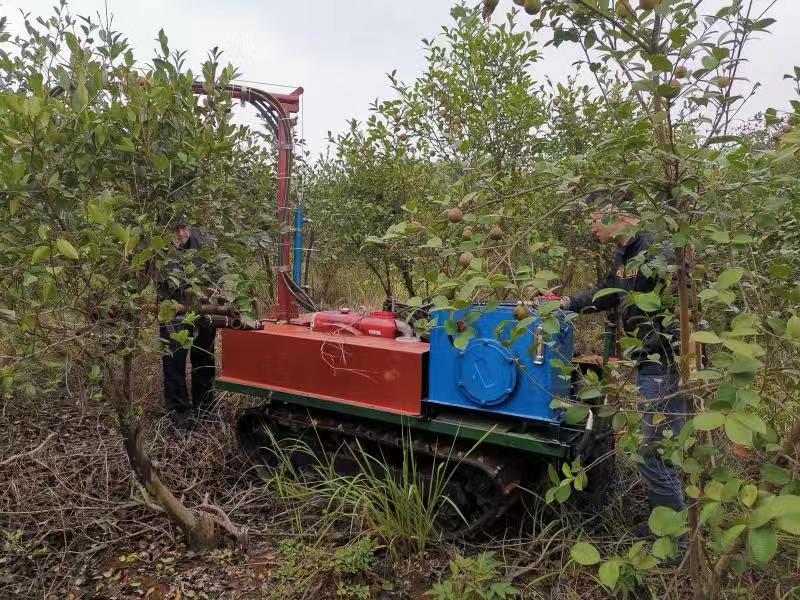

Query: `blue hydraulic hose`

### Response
(293, 202, 303, 283)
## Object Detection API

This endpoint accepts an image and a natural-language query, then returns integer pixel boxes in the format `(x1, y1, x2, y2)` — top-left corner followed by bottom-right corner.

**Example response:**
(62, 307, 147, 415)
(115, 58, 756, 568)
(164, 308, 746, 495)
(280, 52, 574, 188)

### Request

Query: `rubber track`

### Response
(237, 403, 522, 538)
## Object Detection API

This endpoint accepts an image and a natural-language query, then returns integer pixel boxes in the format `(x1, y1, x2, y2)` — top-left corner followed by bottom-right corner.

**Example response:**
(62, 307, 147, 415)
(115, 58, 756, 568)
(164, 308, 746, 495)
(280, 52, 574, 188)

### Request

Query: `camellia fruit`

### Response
(484, 0, 499, 7)
(674, 65, 689, 79)
(513, 302, 530, 321)
(525, 0, 542, 15)
(513, 0, 526, 5)
(639, 0, 659, 10)
(716, 76, 732, 88)
(438, 107, 448, 117)
(489, 225, 504, 240)
(398, 132, 409, 141)
(459, 251, 475, 268)
(447, 208, 464, 223)
(782, 123, 794, 134)
(462, 226, 473, 240)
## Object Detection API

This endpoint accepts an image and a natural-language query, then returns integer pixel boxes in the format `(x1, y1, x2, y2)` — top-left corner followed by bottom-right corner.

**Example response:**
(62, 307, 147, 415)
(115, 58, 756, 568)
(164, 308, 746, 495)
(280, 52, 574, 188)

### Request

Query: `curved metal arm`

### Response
(190, 82, 303, 322)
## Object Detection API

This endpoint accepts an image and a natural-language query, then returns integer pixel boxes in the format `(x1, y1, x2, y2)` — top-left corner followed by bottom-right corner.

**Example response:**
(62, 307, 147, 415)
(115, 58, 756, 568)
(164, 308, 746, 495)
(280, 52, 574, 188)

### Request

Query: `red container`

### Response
(218, 324, 427, 415)
(311, 310, 398, 338)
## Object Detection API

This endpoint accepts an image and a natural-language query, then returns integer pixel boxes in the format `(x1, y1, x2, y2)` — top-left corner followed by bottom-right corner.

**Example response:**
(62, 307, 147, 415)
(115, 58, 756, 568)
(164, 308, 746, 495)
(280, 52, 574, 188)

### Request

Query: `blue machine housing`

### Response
(426, 304, 574, 423)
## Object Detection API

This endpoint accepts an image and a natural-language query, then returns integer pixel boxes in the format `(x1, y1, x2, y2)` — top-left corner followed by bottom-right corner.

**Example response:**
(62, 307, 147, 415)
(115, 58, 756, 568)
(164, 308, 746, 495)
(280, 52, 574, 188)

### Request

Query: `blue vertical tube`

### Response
(293, 201, 303, 283)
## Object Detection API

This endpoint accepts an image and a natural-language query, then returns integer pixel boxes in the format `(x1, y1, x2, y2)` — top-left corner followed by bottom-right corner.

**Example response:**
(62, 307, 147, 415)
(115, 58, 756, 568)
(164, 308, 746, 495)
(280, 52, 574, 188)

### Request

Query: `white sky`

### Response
(2, 0, 799, 155)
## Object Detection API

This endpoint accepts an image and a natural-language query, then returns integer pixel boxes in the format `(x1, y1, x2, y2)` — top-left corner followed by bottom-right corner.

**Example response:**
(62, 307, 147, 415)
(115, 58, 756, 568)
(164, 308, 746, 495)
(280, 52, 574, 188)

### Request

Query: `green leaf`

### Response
(747, 526, 778, 565)
(598, 561, 619, 589)
(740, 485, 758, 508)
(693, 411, 726, 431)
(633, 292, 661, 312)
(760, 464, 791, 486)
(724, 415, 753, 447)
(158, 28, 170, 56)
(444, 319, 459, 335)
(169, 329, 190, 346)
(776, 513, 800, 535)
(702, 54, 720, 70)
(701, 501, 722, 525)
(592, 287, 624, 302)
(115, 137, 136, 153)
(787, 316, 800, 342)
(453, 328, 475, 350)
(648, 54, 673, 72)
(71, 82, 89, 112)
(87, 203, 109, 226)
(31, 246, 50, 264)
(652, 537, 675, 560)
(708, 229, 731, 243)
(542, 316, 560, 335)
(722, 339, 764, 359)
(720, 525, 746, 551)
(716, 268, 744, 289)
(570, 542, 601, 566)
(565, 405, 590, 424)
(750, 495, 800, 528)
(648, 506, 687, 537)
(691, 331, 722, 344)
(56, 239, 79, 260)
(729, 355, 763, 374)
(730, 411, 766, 435)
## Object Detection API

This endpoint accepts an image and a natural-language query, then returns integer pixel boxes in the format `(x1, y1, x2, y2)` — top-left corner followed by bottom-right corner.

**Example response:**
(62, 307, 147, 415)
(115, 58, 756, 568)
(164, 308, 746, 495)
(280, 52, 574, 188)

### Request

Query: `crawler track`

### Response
(236, 402, 522, 538)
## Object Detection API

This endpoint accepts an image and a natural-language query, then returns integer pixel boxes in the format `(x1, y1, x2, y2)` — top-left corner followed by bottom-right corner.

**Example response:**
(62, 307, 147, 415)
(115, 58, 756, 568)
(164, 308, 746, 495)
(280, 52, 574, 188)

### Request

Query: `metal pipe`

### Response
(395, 319, 415, 338)
(142, 303, 239, 317)
(190, 82, 303, 322)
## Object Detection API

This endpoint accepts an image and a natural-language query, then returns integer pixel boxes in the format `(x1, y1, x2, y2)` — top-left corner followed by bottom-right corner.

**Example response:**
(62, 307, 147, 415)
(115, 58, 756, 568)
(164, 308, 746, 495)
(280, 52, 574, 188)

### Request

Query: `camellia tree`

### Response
(363, 1, 799, 597)
(0, 5, 274, 548)
(478, 1, 800, 598)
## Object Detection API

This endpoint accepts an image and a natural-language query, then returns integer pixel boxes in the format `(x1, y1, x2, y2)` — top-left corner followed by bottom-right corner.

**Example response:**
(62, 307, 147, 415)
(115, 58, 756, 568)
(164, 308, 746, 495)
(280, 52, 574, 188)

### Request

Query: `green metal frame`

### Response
(216, 379, 572, 458)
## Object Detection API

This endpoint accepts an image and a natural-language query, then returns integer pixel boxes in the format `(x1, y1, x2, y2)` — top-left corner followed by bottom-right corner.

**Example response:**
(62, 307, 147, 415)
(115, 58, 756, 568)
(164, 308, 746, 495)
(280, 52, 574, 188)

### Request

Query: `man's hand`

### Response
(560, 296, 571, 310)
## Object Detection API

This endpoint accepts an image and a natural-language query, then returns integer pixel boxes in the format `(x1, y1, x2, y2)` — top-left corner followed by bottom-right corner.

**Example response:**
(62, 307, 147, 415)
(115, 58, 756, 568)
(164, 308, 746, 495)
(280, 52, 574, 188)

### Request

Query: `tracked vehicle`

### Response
(191, 84, 614, 535)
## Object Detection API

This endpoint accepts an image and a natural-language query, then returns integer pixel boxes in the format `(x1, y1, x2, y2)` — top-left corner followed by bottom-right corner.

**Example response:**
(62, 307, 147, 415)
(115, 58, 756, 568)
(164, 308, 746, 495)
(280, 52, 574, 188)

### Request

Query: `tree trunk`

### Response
(121, 421, 219, 549)
(106, 353, 222, 550)
(395, 258, 416, 298)
(676, 247, 707, 598)
(779, 418, 800, 468)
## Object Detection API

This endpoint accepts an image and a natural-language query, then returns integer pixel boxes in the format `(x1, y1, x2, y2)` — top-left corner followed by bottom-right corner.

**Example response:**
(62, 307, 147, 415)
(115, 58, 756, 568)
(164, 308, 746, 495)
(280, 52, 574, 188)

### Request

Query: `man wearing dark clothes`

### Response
(158, 217, 217, 429)
(560, 191, 687, 564)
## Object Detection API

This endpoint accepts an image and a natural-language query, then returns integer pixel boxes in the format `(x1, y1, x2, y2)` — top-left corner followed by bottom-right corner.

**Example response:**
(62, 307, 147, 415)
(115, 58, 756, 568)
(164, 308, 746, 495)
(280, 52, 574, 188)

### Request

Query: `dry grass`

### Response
(2, 349, 800, 599)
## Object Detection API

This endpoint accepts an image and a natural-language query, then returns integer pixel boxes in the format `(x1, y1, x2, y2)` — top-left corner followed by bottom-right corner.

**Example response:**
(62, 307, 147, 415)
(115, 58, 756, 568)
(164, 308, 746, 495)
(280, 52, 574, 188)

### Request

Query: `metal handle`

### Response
(533, 325, 545, 365)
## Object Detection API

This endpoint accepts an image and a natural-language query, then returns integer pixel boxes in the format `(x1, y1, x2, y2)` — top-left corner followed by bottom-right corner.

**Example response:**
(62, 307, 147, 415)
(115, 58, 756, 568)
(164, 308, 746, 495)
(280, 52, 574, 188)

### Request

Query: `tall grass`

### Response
(254, 424, 488, 558)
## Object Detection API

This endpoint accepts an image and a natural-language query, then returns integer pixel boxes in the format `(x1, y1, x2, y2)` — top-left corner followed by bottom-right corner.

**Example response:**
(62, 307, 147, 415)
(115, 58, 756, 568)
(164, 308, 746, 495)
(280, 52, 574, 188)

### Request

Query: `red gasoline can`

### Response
(311, 309, 398, 338)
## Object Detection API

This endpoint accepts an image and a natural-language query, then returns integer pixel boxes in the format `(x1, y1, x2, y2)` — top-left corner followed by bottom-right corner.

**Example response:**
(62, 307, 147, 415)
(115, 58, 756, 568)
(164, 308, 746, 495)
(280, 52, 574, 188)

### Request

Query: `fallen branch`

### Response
(0, 432, 56, 468)
(198, 492, 249, 548)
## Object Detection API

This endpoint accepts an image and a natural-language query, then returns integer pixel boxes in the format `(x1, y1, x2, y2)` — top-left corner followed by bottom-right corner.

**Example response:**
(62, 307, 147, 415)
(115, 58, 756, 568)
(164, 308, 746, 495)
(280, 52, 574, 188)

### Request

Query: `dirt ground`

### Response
(0, 360, 454, 600)
(1, 357, 797, 599)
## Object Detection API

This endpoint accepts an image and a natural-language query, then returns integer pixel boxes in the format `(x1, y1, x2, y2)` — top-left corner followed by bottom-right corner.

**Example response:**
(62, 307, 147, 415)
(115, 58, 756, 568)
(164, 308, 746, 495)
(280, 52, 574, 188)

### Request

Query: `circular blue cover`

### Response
(456, 338, 517, 407)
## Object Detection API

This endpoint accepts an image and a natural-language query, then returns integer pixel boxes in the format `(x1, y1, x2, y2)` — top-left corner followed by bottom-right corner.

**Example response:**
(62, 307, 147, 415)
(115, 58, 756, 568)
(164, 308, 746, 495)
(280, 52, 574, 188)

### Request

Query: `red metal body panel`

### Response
(217, 324, 427, 416)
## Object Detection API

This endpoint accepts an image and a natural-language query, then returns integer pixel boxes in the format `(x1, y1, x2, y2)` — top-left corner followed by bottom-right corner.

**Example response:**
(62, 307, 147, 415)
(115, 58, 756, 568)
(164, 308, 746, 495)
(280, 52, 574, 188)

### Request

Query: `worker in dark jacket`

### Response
(560, 191, 687, 561)
(159, 217, 218, 429)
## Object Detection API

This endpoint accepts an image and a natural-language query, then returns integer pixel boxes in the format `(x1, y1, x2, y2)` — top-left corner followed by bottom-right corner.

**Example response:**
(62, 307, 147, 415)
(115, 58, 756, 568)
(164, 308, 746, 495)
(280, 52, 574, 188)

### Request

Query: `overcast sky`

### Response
(3, 1, 799, 155)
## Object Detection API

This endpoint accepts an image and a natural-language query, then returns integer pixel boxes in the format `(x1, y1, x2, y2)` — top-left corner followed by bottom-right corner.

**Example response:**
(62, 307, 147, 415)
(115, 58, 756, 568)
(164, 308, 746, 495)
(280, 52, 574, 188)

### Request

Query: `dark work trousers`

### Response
(160, 320, 217, 415)
(637, 365, 688, 552)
